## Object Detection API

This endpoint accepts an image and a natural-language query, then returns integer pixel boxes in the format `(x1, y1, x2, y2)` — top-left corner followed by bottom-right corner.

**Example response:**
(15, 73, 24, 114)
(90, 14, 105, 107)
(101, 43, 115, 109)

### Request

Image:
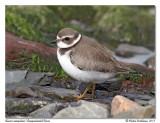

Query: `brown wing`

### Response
(70, 36, 132, 73)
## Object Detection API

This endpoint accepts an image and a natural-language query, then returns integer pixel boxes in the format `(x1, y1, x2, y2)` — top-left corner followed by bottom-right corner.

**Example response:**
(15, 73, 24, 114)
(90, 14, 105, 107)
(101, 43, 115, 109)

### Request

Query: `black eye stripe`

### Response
(64, 37, 70, 41)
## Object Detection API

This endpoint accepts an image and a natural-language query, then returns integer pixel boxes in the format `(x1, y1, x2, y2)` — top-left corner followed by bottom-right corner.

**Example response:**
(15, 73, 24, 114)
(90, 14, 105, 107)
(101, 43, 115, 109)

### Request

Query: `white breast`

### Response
(57, 49, 116, 83)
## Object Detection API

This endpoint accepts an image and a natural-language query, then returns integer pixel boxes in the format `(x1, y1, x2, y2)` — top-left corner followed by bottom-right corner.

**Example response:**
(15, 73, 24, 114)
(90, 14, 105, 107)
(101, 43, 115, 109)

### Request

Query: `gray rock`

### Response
(31, 86, 80, 101)
(134, 99, 149, 106)
(6, 97, 49, 115)
(79, 78, 122, 94)
(96, 78, 122, 92)
(5, 70, 28, 83)
(7, 115, 32, 118)
(149, 98, 156, 107)
(12, 87, 38, 98)
(94, 90, 109, 99)
(29, 103, 69, 118)
(6, 71, 54, 90)
(65, 80, 81, 90)
(115, 44, 152, 57)
(53, 100, 110, 118)
(120, 93, 153, 101)
(150, 85, 155, 95)
(25, 71, 53, 86)
(94, 97, 113, 105)
(144, 56, 155, 68)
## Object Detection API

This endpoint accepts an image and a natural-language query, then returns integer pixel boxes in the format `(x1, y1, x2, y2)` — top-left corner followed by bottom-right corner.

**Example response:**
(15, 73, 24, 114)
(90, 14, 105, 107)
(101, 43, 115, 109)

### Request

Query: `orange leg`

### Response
(91, 83, 96, 100)
(75, 82, 92, 100)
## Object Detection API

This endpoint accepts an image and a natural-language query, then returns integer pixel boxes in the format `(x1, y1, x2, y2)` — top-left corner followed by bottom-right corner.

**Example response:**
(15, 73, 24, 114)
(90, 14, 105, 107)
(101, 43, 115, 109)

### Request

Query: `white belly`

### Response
(57, 49, 116, 83)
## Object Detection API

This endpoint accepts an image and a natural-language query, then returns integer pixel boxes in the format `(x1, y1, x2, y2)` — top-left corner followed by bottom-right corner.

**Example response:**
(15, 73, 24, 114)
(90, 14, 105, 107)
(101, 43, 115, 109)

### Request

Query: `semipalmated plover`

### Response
(51, 28, 135, 100)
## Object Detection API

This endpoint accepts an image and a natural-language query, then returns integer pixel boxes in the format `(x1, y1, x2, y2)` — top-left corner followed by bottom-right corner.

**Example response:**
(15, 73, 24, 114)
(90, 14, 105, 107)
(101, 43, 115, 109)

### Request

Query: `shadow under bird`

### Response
(51, 28, 136, 100)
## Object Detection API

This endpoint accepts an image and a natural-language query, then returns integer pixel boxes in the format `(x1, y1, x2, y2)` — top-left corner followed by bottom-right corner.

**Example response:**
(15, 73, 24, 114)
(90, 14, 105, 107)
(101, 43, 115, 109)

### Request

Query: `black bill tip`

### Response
(50, 39, 57, 44)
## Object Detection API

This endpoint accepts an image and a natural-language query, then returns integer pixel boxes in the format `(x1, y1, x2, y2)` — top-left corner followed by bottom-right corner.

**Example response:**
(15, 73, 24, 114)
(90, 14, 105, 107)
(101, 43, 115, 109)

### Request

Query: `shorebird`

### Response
(51, 28, 135, 100)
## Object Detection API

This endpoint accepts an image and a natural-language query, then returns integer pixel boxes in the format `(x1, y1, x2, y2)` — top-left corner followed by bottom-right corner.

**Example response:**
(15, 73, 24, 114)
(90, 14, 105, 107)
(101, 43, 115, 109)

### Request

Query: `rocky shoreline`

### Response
(5, 70, 155, 118)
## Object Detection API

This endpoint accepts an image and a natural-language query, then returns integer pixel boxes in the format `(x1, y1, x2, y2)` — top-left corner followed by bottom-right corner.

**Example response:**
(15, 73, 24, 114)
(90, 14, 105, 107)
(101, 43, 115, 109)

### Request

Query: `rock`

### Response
(150, 85, 155, 95)
(64, 80, 81, 90)
(115, 44, 152, 57)
(111, 95, 142, 116)
(5, 70, 28, 83)
(79, 78, 122, 94)
(78, 83, 92, 94)
(7, 115, 31, 118)
(6, 71, 54, 90)
(53, 100, 110, 118)
(94, 97, 113, 105)
(96, 78, 122, 92)
(6, 97, 49, 115)
(51, 80, 66, 88)
(37, 72, 53, 86)
(113, 105, 155, 118)
(29, 103, 69, 118)
(120, 62, 155, 73)
(132, 105, 155, 118)
(94, 90, 109, 99)
(12, 87, 38, 98)
(134, 99, 148, 106)
(120, 93, 153, 101)
(5, 31, 57, 61)
(31, 86, 80, 101)
(25, 71, 54, 86)
(144, 56, 155, 68)
(149, 98, 156, 107)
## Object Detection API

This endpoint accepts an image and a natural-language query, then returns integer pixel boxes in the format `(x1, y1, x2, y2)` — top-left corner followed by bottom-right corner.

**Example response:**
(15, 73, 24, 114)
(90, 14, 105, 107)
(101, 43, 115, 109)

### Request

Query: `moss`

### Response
(42, 92, 76, 101)
(5, 6, 68, 47)
(6, 52, 70, 79)
(5, 12, 44, 43)
(54, 6, 97, 24)
(95, 6, 155, 48)
(116, 66, 155, 84)
(6, 103, 40, 115)
(43, 92, 63, 100)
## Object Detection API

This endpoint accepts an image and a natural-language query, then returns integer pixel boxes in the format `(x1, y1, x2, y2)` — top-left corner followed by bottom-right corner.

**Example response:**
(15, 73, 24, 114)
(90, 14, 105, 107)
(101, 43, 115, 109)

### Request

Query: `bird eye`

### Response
(65, 37, 70, 41)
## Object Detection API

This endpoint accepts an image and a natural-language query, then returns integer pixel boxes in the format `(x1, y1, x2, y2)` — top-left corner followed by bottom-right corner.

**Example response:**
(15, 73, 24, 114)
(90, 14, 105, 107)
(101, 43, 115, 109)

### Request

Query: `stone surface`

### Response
(6, 97, 49, 115)
(25, 71, 54, 86)
(111, 95, 142, 116)
(134, 99, 149, 106)
(144, 56, 155, 68)
(5, 70, 28, 83)
(149, 98, 156, 107)
(64, 80, 81, 90)
(12, 87, 38, 98)
(53, 100, 110, 118)
(120, 93, 153, 101)
(6, 71, 54, 90)
(29, 103, 69, 118)
(78, 78, 122, 94)
(31, 86, 80, 101)
(5, 31, 56, 61)
(113, 105, 155, 118)
(115, 44, 152, 57)
(6, 115, 31, 118)
(132, 105, 155, 118)
(96, 78, 122, 92)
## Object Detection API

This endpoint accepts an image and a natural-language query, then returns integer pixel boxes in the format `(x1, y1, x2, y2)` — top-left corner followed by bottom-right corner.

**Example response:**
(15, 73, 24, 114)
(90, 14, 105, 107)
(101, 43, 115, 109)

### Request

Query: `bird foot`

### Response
(74, 94, 86, 100)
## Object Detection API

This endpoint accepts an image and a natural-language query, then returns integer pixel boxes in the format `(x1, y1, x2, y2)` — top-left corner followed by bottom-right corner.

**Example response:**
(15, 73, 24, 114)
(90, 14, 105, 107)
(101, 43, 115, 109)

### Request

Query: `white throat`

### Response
(57, 34, 81, 48)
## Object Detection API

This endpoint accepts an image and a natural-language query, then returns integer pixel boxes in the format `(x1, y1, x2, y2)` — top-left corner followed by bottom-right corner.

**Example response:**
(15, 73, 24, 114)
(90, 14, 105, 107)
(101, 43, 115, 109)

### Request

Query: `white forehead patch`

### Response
(57, 35, 74, 40)
(57, 34, 81, 48)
